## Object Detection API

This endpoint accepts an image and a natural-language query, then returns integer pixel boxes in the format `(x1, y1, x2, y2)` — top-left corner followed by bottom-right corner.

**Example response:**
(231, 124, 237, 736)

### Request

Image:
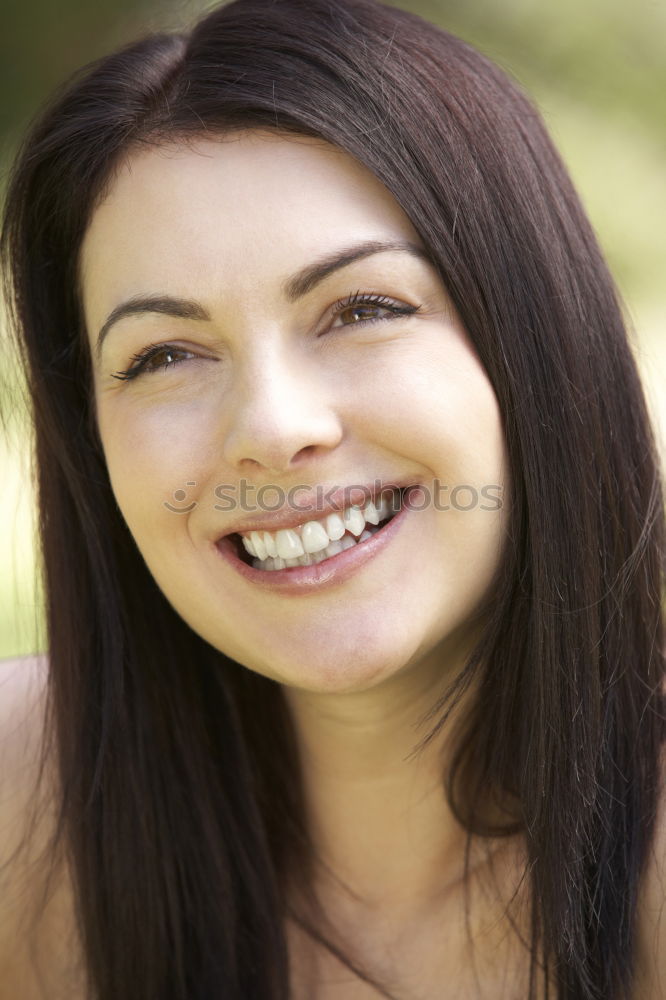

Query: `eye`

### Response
(111, 344, 197, 381)
(330, 290, 420, 329)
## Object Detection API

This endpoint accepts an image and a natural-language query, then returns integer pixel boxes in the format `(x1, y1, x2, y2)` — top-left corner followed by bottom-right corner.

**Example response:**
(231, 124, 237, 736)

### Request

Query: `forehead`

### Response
(79, 131, 421, 313)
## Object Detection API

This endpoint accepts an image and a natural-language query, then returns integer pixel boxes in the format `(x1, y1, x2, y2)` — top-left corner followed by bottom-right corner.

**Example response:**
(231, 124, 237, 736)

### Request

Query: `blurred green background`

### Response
(1, 0, 664, 658)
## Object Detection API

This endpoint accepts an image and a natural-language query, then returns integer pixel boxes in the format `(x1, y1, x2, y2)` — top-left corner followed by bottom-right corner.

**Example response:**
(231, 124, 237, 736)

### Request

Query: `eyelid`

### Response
(110, 290, 420, 380)
(327, 289, 420, 327)
(111, 342, 199, 381)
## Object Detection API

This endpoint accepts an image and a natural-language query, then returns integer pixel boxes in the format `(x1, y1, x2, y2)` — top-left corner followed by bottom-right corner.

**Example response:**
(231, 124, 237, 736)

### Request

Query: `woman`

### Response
(1, 0, 664, 997)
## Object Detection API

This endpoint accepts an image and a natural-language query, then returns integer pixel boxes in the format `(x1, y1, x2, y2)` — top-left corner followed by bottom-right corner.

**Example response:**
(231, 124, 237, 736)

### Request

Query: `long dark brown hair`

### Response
(2, 0, 664, 997)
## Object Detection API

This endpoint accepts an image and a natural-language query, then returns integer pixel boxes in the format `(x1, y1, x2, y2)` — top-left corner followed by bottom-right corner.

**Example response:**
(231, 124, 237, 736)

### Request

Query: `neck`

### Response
(281, 638, 480, 925)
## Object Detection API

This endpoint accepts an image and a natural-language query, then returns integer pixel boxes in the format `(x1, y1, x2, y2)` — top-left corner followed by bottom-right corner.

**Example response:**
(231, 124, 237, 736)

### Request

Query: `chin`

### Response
(227, 630, 442, 697)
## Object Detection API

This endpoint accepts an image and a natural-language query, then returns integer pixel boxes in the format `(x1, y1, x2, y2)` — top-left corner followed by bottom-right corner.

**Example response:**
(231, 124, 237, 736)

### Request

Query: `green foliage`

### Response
(0, 0, 212, 151)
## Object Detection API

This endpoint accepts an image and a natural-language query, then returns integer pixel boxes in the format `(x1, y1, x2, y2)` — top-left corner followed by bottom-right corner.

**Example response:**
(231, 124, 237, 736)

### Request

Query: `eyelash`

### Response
(110, 290, 421, 381)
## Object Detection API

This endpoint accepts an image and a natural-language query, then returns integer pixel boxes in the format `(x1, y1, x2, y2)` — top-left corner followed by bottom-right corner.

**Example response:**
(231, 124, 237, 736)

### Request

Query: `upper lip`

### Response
(216, 479, 415, 539)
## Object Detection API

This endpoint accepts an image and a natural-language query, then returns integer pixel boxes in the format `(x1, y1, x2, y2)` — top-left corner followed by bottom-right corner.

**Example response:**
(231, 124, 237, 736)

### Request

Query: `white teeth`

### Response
(263, 531, 278, 558)
(324, 513, 346, 541)
(300, 520, 330, 554)
(250, 530, 268, 561)
(362, 500, 380, 525)
(342, 506, 365, 537)
(240, 488, 405, 569)
(248, 512, 390, 571)
(275, 528, 305, 559)
(375, 491, 399, 522)
(242, 535, 257, 557)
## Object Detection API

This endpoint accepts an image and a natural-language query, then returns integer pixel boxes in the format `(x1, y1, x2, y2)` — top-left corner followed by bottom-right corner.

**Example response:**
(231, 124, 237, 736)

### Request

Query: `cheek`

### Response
(360, 348, 510, 594)
(97, 397, 215, 535)
(352, 342, 507, 484)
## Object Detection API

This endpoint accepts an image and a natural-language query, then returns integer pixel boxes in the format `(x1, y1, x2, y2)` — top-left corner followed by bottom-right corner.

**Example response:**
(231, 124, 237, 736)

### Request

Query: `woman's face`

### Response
(80, 131, 509, 693)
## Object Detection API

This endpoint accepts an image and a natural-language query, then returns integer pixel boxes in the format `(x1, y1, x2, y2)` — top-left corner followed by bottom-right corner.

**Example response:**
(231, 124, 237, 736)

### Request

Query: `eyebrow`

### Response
(94, 238, 432, 357)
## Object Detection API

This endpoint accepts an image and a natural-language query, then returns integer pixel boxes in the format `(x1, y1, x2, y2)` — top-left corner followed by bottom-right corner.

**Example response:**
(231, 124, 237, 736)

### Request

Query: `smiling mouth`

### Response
(230, 486, 409, 571)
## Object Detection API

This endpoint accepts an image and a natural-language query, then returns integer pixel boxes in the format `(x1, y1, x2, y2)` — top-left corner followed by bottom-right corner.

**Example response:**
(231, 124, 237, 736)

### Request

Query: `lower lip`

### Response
(214, 489, 415, 595)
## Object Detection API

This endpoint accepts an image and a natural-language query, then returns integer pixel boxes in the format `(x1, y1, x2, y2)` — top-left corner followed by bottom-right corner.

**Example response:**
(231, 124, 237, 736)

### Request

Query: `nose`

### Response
(219, 348, 344, 474)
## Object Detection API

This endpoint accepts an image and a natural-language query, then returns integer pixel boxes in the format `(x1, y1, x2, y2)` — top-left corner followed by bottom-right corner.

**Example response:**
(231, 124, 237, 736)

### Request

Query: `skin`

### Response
(79, 131, 519, 992)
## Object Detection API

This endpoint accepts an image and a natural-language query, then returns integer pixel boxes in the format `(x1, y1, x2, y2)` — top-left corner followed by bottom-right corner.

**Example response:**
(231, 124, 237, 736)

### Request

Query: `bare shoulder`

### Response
(0, 652, 51, 848)
(634, 746, 666, 999)
(0, 653, 85, 999)
(0, 652, 49, 769)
